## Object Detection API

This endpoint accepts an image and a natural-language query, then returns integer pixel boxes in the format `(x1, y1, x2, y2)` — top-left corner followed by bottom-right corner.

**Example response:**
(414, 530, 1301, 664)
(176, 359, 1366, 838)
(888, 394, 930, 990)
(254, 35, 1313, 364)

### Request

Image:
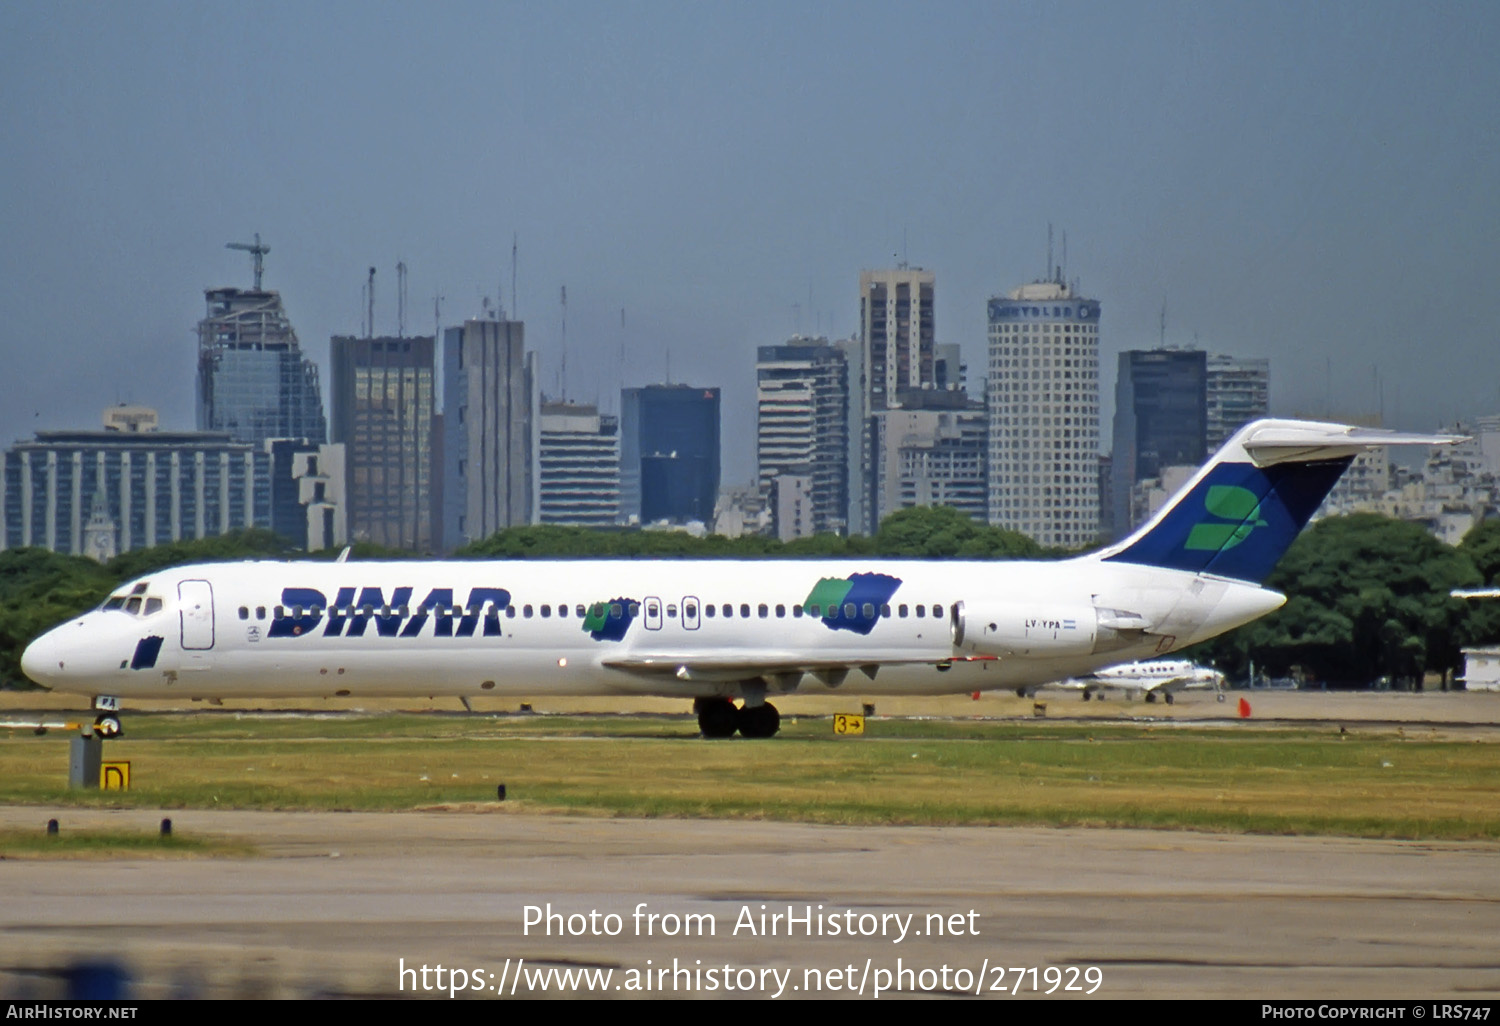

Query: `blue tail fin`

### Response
(1101, 454, 1351, 583)
(1098, 419, 1464, 583)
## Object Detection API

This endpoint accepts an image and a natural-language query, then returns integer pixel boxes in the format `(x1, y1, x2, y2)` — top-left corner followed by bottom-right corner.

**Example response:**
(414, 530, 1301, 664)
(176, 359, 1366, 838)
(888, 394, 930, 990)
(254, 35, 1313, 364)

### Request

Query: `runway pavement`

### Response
(1, 806, 1498, 1000)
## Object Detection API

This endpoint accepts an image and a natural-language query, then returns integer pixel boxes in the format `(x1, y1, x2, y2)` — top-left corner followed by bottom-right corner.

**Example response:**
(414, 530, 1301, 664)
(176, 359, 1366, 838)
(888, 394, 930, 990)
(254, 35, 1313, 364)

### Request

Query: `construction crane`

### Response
(227, 233, 270, 290)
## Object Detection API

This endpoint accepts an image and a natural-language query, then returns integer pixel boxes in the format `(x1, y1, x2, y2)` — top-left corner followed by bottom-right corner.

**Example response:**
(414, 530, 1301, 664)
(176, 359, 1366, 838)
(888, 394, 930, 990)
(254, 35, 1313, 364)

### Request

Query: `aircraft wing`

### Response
(601, 651, 994, 685)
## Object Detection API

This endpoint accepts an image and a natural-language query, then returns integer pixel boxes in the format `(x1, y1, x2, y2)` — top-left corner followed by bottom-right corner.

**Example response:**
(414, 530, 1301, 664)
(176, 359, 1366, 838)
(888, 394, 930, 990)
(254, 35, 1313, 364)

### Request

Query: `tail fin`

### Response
(1098, 419, 1461, 583)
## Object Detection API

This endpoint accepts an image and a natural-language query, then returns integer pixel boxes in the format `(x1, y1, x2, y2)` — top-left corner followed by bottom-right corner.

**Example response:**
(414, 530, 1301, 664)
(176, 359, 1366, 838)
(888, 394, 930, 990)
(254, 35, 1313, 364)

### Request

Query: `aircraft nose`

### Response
(21, 629, 62, 687)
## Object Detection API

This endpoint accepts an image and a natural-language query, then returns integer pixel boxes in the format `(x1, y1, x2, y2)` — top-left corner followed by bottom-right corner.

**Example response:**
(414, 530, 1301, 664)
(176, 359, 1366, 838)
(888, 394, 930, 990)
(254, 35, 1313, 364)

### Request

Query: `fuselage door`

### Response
(644, 596, 663, 631)
(179, 579, 215, 651)
(682, 596, 700, 631)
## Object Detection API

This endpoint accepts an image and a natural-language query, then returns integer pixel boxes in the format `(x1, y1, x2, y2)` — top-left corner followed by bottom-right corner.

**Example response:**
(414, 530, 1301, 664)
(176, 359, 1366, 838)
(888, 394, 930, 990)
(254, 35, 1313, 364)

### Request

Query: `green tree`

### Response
(1203, 514, 1480, 686)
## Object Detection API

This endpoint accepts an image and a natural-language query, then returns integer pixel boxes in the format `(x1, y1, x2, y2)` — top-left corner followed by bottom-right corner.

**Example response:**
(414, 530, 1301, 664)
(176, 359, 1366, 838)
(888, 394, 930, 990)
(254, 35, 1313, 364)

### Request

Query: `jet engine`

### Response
(949, 601, 1150, 658)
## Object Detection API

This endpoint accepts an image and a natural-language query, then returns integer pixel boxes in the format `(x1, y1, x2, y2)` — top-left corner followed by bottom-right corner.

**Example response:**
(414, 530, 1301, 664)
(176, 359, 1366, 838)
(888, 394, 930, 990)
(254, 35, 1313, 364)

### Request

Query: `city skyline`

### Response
(3, 2, 1499, 487)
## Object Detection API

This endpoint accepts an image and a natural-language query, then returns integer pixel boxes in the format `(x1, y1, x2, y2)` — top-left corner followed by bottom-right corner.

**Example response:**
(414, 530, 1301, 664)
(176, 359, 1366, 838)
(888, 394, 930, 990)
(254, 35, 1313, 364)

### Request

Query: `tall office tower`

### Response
(620, 385, 721, 525)
(856, 269, 935, 534)
(934, 343, 966, 393)
(440, 318, 536, 551)
(538, 401, 620, 527)
(1110, 349, 1207, 538)
(755, 337, 849, 536)
(834, 337, 867, 535)
(330, 336, 437, 552)
(1205, 354, 1270, 450)
(986, 276, 1101, 548)
(871, 393, 988, 526)
(859, 268, 936, 412)
(197, 287, 327, 445)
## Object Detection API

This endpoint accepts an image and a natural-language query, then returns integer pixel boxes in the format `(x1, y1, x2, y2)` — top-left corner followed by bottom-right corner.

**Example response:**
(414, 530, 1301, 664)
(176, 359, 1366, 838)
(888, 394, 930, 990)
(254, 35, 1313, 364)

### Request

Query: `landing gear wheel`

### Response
(1145, 692, 1158, 704)
(94, 714, 123, 738)
(1164, 693, 1175, 705)
(694, 698, 738, 739)
(1217, 692, 1227, 703)
(737, 702, 781, 739)
(1082, 691, 1092, 702)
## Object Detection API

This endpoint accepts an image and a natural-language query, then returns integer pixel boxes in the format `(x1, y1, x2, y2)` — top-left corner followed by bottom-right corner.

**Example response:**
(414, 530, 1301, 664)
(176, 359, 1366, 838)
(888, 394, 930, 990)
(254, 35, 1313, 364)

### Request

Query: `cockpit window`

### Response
(144, 597, 163, 615)
(131, 583, 149, 595)
(125, 597, 143, 614)
(103, 595, 127, 611)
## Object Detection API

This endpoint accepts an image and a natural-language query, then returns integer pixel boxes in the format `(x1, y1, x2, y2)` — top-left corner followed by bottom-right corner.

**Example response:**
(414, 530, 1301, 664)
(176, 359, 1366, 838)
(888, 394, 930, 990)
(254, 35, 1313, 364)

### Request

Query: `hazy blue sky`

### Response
(3, 0, 1498, 482)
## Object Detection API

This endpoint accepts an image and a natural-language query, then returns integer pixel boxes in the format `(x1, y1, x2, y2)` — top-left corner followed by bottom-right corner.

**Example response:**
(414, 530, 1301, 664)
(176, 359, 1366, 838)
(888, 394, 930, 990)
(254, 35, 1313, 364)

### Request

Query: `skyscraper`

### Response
(986, 276, 1101, 548)
(855, 268, 936, 533)
(620, 385, 720, 525)
(1206, 354, 1270, 450)
(330, 335, 437, 551)
(756, 337, 849, 536)
(859, 268, 936, 412)
(197, 287, 327, 446)
(441, 318, 536, 551)
(1110, 349, 1207, 538)
(538, 401, 620, 528)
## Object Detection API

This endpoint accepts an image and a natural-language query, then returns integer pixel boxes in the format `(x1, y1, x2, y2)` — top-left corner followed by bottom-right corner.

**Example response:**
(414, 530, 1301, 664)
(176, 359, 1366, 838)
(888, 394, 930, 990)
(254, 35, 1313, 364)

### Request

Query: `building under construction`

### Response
(197, 242, 327, 446)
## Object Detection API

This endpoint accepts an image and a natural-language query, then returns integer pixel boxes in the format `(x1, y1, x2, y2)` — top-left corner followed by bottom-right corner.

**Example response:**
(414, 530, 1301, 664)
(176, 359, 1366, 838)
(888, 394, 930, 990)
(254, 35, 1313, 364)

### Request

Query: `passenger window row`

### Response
(239, 600, 949, 623)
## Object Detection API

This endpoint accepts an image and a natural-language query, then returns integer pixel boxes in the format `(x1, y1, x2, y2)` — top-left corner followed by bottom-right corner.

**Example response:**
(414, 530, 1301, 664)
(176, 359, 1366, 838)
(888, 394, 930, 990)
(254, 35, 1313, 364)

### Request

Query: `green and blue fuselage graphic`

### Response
(1105, 456, 1352, 583)
(803, 572, 902, 635)
(582, 597, 637, 641)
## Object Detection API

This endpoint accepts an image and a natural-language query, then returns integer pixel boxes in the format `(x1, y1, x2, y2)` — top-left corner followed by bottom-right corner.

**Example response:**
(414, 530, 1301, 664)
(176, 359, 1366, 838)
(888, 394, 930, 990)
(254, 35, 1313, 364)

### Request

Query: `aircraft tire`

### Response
(695, 698, 738, 739)
(738, 702, 780, 739)
(1145, 692, 1157, 704)
(1165, 693, 1175, 705)
(1082, 691, 1092, 702)
(94, 714, 123, 739)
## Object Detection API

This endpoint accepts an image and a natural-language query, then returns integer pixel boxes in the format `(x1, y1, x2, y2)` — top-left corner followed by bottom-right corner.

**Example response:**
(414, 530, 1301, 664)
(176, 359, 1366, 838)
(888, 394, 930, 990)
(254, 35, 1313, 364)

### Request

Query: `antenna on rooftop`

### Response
(560, 284, 568, 401)
(227, 233, 270, 290)
(366, 267, 376, 339)
(397, 260, 408, 338)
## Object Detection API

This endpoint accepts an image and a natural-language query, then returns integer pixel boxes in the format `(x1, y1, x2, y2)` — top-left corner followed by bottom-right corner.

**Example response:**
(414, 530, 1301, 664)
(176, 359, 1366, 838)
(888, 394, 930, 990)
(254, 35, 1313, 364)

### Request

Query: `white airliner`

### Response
(21, 419, 1455, 738)
(1048, 659, 1227, 704)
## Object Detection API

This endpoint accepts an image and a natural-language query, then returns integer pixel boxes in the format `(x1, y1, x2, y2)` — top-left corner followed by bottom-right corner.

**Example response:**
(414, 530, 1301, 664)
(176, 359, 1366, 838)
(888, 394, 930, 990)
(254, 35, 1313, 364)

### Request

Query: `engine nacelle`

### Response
(950, 600, 1147, 658)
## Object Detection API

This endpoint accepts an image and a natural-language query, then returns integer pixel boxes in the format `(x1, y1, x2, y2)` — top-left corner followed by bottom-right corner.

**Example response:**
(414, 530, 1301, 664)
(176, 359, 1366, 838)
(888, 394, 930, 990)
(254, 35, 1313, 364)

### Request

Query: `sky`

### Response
(3, 0, 1498, 483)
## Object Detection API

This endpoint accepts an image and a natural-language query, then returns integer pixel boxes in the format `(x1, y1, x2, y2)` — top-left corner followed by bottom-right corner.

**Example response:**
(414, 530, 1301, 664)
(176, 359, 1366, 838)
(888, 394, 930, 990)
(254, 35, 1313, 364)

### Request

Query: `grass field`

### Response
(2, 709, 1498, 840)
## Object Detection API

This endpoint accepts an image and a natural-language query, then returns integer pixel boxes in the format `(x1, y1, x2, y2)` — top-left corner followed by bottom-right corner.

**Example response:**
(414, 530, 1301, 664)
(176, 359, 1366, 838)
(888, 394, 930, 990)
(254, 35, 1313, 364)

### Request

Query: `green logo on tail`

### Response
(1184, 485, 1268, 552)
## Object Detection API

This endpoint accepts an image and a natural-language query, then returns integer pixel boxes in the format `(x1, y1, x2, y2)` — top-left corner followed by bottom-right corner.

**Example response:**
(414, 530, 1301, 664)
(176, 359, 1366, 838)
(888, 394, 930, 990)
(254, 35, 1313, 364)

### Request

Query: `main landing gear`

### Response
(694, 698, 781, 739)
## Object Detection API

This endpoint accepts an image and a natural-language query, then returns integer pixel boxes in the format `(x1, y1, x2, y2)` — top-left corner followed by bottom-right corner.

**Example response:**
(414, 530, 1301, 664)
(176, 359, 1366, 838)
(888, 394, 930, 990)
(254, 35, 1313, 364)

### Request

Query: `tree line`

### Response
(4, 509, 1498, 689)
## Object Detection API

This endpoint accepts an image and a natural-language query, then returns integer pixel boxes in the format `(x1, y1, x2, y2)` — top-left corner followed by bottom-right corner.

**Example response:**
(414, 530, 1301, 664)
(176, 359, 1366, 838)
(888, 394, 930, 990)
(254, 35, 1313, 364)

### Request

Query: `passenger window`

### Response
(274, 606, 284, 618)
(862, 603, 874, 618)
(506, 605, 517, 618)
(238, 606, 249, 620)
(611, 603, 623, 618)
(256, 606, 266, 620)
(722, 604, 732, 618)
(575, 604, 585, 618)
(627, 603, 639, 616)
(844, 603, 856, 619)
(899, 604, 908, 617)
(916, 605, 926, 618)
(667, 605, 678, 618)
(591, 603, 605, 618)
(776, 604, 785, 618)
(523, 605, 534, 618)
(541, 605, 551, 618)
(933, 604, 944, 618)
(809, 604, 821, 617)
(758, 604, 768, 618)
(705, 604, 716, 618)
(685, 603, 697, 618)
(740, 603, 750, 618)
(881, 604, 891, 616)
(792, 605, 803, 618)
